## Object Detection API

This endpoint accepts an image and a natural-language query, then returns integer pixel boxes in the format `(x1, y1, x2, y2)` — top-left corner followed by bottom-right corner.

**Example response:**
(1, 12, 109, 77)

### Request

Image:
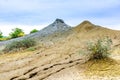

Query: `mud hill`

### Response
(0, 19, 72, 50)
(26, 18, 71, 39)
(0, 19, 120, 80)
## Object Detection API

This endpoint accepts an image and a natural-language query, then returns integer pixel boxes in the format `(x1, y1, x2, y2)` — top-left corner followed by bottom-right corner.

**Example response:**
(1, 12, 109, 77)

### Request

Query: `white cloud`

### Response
(0, 0, 120, 12)
(0, 0, 120, 32)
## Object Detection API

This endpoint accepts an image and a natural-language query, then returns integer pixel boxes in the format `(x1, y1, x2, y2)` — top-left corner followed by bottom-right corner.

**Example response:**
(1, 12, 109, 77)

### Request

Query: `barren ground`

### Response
(0, 22, 120, 80)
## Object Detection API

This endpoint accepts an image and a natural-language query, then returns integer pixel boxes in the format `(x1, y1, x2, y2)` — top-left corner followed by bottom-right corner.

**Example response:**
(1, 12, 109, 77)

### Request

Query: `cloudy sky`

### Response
(0, 0, 120, 36)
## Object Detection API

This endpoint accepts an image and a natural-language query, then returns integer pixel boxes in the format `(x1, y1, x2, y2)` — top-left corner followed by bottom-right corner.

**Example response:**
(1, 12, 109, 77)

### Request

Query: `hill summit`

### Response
(74, 20, 96, 32)
(54, 18, 65, 23)
(27, 18, 71, 41)
(40, 18, 71, 35)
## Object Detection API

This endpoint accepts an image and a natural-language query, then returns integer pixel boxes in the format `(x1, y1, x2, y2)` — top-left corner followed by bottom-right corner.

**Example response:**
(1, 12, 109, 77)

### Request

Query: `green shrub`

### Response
(9, 28, 25, 38)
(86, 37, 112, 59)
(30, 29, 39, 34)
(3, 38, 36, 53)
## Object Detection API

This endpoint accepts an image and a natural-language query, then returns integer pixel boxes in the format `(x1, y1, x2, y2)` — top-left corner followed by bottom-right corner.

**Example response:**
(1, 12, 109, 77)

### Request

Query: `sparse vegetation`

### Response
(3, 38, 36, 53)
(0, 31, 3, 38)
(0, 37, 10, 41)
(85, 37, 112, 60)
(27, 47, 36, 51)
(0, 31, 11, 41)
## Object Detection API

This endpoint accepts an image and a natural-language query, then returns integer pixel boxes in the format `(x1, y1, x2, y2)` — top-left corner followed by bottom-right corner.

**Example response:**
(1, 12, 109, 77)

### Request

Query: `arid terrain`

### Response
(0, 19, 120, 80)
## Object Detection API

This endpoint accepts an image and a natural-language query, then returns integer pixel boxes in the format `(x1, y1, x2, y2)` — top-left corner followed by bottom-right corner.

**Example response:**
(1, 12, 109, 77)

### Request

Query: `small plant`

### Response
(3, 38, 36, 53)
(27, 47, 36, 51)
(30, 29, 39, 34)
(86, 37, 112, 60)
